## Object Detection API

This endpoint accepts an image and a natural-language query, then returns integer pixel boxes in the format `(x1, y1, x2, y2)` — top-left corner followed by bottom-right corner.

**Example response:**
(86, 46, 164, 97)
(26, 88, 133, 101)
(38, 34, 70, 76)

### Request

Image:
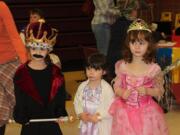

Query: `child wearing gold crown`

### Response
(109, 19, 169, 135)
(13, 21, 67, 135)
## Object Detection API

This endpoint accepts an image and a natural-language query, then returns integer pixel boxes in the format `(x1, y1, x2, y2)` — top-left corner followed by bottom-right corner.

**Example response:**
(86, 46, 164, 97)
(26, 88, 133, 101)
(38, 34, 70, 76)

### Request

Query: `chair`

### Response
(171, 48, 180, 104)
(172, 29, 180, 43)
(172, 48, 180, 84)
(155, 21, 172, 36)
(175, 13, 180, 29)
(160, 12, 172, 22)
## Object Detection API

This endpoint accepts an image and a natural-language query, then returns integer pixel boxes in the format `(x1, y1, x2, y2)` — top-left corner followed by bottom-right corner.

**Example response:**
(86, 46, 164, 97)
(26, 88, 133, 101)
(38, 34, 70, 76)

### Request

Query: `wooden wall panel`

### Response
(6, 0, 95, 68)
(6, 0, 83, 4)
(54, 47, 83, 62)
(10, 3, 85, 20)
(56, 32, 95, 47)
(156, 0, 180, 27)
(16, 18, 91, 33)
(48, 18, 91, 33)
(139, 0, 180, 24)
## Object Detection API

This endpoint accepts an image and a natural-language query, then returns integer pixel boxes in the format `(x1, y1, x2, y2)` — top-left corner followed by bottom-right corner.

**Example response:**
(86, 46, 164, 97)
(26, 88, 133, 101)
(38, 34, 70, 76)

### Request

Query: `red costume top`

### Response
(13, 63, 67, 135)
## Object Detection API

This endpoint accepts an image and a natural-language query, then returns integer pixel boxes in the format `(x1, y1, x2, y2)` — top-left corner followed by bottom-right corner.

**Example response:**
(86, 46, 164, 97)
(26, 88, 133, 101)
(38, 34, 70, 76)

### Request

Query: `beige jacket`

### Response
(74, 79, 114, 135)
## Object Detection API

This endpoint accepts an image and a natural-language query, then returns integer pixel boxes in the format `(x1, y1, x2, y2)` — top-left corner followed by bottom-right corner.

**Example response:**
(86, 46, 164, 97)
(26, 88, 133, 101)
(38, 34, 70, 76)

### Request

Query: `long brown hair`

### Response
(122, 30, 157, 63)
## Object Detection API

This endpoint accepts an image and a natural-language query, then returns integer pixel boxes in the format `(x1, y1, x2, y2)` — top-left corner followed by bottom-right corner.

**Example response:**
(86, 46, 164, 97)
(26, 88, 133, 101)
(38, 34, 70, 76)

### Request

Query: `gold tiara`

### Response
(127, 18, 151, 33)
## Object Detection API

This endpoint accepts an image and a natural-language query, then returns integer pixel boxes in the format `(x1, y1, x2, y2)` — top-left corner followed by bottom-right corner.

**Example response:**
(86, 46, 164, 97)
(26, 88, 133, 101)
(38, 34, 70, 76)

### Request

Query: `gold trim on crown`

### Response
(127, 19, 151, 33)
(25, 20, 58, 50)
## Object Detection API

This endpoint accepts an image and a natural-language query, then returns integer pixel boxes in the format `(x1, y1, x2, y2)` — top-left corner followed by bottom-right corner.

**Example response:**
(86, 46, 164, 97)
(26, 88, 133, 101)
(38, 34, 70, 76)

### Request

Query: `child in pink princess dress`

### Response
(109, 19, 169, 135)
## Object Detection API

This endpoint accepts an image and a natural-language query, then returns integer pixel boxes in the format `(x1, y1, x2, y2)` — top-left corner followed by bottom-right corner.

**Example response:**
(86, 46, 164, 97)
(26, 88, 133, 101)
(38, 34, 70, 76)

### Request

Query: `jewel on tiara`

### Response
(127, 18, 151, 33)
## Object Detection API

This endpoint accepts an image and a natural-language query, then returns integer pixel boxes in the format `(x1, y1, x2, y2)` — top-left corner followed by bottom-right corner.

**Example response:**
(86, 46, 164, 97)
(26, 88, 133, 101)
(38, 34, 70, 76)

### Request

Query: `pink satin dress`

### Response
(109, 61, 169, 135)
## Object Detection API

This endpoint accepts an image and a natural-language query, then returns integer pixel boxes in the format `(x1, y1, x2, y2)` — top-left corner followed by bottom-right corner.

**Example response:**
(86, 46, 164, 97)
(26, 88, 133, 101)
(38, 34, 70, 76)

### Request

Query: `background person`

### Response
(106, 0, 139, 82)
(20, 8, 44, 44)
(0, 1, 27, 135)
(91, 0, 120, 56)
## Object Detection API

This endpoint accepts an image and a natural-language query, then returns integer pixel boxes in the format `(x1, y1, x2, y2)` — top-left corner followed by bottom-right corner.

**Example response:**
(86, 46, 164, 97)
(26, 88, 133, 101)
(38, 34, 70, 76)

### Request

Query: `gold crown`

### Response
(25, 19, 58, 50)
(127, 18, 151, 33)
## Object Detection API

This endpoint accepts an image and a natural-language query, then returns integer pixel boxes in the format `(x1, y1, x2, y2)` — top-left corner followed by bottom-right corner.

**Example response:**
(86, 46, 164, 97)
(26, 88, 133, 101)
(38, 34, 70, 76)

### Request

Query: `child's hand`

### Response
(114, 88, 122, 96)
(79, 112, 90, 122)
(56, 117, 66, 124)
(56, 116, 75, 124)
(137, 87, 147, 96)
(89, 113, 100, 123)
(122, 89, 131, 100)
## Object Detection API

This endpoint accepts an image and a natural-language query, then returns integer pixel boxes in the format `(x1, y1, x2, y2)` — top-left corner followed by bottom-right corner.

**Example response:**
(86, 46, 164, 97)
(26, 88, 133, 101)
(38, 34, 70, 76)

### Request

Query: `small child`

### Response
(74, 53, 114, 135)
(20, 8, 44, 44)
(13, 21, 67, 135)
(109, 19, 169, 135)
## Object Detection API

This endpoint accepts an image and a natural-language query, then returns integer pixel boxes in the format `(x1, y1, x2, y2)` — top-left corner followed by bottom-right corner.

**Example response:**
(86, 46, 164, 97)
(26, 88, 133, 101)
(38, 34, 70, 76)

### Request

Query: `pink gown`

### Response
(109, 61, 169, 135)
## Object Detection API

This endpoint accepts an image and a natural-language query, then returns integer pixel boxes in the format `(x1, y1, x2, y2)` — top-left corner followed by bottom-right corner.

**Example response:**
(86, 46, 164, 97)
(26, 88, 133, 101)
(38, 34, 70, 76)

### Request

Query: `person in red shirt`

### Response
(0, 1, 27, 135)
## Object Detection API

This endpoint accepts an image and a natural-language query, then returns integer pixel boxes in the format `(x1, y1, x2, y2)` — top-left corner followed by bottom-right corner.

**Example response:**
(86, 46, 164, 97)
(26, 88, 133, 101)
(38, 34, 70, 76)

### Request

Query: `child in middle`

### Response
(74, 53, 114, 135)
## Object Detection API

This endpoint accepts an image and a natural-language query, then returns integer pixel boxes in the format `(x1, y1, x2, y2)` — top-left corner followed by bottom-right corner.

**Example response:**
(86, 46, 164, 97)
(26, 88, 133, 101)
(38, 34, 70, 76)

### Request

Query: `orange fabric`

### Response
(0, 1, 27, 64)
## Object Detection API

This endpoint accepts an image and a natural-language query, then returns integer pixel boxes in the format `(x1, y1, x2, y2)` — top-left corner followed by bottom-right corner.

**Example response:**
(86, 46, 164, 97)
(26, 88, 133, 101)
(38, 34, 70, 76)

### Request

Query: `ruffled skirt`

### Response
(109, 98, 169, 135)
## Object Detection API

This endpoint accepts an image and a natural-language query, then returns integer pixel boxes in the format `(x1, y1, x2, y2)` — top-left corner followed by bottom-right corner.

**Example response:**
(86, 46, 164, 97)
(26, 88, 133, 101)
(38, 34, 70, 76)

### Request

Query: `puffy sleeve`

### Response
(150, 64, 165, 100)
(113, 60, 126, 90)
